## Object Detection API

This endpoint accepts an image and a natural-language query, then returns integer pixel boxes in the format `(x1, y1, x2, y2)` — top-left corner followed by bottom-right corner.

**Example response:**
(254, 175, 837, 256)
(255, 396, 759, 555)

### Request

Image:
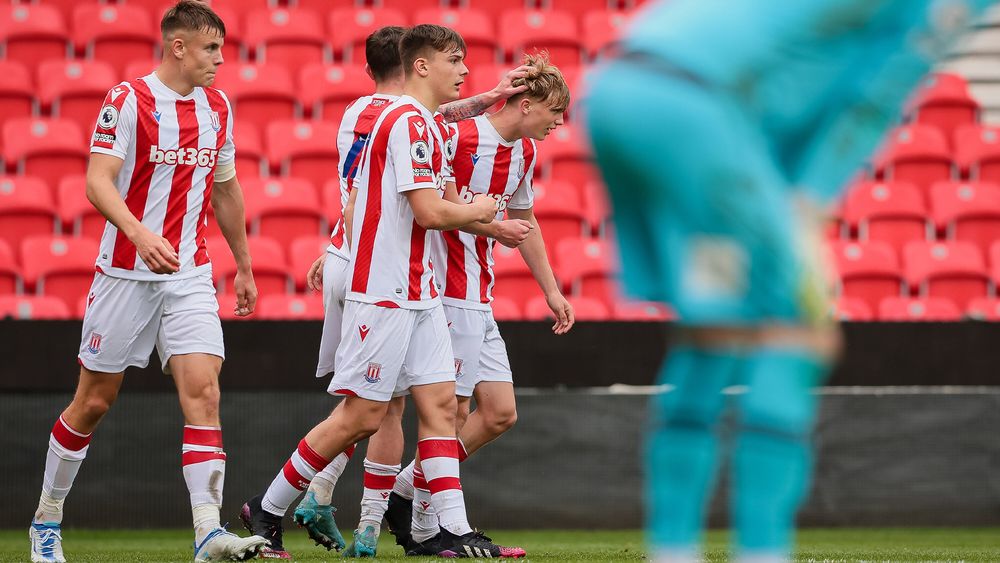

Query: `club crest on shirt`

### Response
(87, 332, 103, 354)
(365, 362, 382, 383)
(97, 105, 119, 130)
(515, 157, 525, 180)
(454, 359, 464, 378)
(209, 111, 221, 132)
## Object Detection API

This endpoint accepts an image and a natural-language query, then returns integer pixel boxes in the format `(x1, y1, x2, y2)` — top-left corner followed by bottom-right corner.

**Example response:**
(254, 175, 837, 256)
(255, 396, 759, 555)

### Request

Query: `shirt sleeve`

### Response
(90, 82, 135, 160)
(507, 139, 537, 210)
(216, 91, 236, 166)
(392, 113, 439, 193)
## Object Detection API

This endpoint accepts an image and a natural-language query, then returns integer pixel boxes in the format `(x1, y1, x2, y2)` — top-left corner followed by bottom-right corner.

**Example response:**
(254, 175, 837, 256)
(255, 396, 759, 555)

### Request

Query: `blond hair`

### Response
(511, 52, 570, 113)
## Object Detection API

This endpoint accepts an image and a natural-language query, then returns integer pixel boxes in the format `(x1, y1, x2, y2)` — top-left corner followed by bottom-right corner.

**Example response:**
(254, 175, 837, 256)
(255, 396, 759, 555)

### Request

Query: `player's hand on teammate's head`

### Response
(471, 193, 500, 223)
(132, 228, 181, 274)
(233, 270, 257, 317)
(492, 65, 532, 100)
(494, 219, 533, 248)
(306, 252, 326, 292)
(546, 292, 575, 335)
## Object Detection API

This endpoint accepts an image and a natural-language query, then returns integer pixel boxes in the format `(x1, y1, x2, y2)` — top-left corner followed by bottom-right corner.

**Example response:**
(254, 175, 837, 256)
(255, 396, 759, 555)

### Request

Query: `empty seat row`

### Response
(834, 295, 1000, 321)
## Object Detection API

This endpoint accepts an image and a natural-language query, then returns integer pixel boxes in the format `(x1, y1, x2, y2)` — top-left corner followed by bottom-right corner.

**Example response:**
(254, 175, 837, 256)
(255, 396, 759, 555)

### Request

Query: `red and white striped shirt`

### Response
(431, 115, 536, 310)
(89, 72, 235, 281)
(327, 94, 399, 260)
(346, 95, 449, 310)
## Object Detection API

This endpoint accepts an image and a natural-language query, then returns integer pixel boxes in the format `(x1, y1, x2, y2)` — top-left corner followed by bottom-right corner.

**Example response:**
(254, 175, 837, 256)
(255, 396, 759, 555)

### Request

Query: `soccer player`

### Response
(290, 26, 537, 556)
(584, 1, 992, 561)
(239, 24, 523, 559)
(392, 52, 576, 556)
(28, 2, 267, 562)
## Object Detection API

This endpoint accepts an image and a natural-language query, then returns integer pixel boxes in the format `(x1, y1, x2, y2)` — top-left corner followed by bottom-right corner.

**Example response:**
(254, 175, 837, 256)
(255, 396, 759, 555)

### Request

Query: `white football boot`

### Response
(193, 527, 268, 562)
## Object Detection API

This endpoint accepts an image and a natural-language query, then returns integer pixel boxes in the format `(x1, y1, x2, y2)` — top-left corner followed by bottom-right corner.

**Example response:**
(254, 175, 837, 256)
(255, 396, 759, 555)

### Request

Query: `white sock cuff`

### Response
(363, 459, 401, 475)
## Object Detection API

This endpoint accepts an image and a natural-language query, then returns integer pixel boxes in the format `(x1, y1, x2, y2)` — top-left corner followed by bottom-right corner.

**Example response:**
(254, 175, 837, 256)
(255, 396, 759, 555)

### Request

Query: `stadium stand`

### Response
(3, 1, 1000, 321)
(879, 296, 964, 321)
(257, 293, 325, 320)
(0, 294, 71, 319)
(20, 235, 99, 310)
(206, 235, 292, 296)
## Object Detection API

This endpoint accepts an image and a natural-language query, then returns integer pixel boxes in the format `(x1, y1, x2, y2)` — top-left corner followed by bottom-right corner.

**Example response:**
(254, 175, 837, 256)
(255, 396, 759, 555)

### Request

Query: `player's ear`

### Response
(519, 97, 532, 115)
(167, 32, 186, 60)
(414, 56, 430, 78)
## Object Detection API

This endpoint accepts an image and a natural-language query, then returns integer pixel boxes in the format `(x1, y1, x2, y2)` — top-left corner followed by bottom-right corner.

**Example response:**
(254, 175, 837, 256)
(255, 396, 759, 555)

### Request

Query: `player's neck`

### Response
(154, 64, 197, 97)
(487, 109, 522, 144)
(373, 81, 404, 97)
(402, 82, 443, 114)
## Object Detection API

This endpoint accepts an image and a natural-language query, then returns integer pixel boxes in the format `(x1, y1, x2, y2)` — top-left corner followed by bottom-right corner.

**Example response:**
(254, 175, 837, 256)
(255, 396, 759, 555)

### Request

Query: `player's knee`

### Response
(486, 407, 517, 436)
(80, 394, 115, 419)
(189, 379, 221, 410)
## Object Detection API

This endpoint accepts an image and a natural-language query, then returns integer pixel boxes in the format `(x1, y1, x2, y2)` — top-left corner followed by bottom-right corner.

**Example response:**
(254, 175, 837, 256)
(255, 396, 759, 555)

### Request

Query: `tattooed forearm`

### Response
(439, 94, 494, 123)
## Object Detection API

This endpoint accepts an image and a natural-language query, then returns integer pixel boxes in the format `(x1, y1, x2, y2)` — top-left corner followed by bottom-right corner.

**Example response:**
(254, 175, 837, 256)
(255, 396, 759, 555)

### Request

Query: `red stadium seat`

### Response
(930, 181, 1000, 256)
(294, 0, 359, 12)
(242, 177, 325, 254)
(463, 0, 533, 19)
(20, 235, 98, 310)
(328, 8, 408, 63)
(581, 9, 631, 58)
(549, 0, 620, 18)
(954, 124, 1000, 183)
(829, 240, 902, 315)
(966, 296, 1000, 321)
(207, 235, 291, 296)
(211, 0, 277, 16)
(415, 8, 498, 67)
(905, 73, 978, 145)
(213, 64, 298, 134)
(613, 300, 675, 321)
(873, 124, 954, 198)
(525, 294, 610, 321)
(987, 241, 1000, 289)
(376, 0, 445, 15)
(0, 295, 71, 319)
(57, 175, 105, 239)
(831, 296, 874, 321)
(532, 180, 588, 256)
(0, 5, 69, 71)
(245, 8, 327, 67)
(499, 9, 583, 68)
(903, 240, 989, 310)
(536, 125, 598, 186)
(2, 118, 88, 194)
(0, 239, 20, 295)
(257, 293, 324, 320)
(37, 59, 118, 137)
(0, 176, 58, 257)
(556, 237, 618, 302)
(878, 296, 962, 321)
(266, 119, 339, 189)
(289, 235, 330, 291)
(72, 5, 157, 76)
(0, 60, 33, 134)
(582, 180, 611, 237)
(122, 58, 160, 82)
(842, 181, 929, 256)
(490, 295, 522, 320)
(297, 63, 372, 122)
(233, 120, 266, 179)
(466, 64, 510, 113)
(491, 244, 542, 309)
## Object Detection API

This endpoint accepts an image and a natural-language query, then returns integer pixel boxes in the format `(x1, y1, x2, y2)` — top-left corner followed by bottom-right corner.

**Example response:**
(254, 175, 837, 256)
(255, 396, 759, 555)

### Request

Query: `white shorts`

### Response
(330, 301, 455, 402)
(315, 252, 350, 377)
(445, 305, 513, 398)
(78, 271, 224, 374)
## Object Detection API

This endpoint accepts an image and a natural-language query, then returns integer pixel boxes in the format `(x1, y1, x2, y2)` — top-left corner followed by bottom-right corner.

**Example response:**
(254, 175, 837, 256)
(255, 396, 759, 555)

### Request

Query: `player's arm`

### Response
(406, 188, 498, 231)
(308, 186, 358, 292)
(443, 181, 532, 247)
(86, 153, 180, 274)
(212, 173, 257, 317)
(507, 207, 574, 334)
(438, 65, 531, 123)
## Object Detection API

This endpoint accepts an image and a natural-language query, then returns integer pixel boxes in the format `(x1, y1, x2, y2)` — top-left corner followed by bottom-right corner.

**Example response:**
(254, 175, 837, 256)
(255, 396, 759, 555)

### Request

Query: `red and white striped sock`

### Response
(359, 459, 400, 535)
(262, 439, 330, 516)
(393, 459, 416, 501)
(410, 467, 438, 543)
(181, 426, 226, 542)
(418, 437, 472, 537)
(393, 439, 465, 503)
(309, 444, 356, 505)
(35, 416, 92, 524)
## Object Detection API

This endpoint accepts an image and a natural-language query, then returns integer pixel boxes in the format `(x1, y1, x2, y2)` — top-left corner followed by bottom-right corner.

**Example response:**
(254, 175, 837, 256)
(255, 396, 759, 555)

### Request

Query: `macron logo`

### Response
(359, 324, 371, 342)
(419, 501, 431, 510)
(110, 87, 126, 102)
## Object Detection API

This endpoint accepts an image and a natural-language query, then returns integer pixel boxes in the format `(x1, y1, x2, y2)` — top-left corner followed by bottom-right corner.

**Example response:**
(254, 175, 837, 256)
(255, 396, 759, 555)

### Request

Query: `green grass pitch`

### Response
(4, 528, 999, 562)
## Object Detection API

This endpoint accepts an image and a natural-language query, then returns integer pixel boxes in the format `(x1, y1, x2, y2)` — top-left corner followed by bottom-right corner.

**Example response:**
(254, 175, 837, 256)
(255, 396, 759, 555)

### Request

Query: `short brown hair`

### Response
(366, 26, 406, 82)
(399, 24, 466, 77)
(161, 0, 226, 39)
(511, 52, 571, 113)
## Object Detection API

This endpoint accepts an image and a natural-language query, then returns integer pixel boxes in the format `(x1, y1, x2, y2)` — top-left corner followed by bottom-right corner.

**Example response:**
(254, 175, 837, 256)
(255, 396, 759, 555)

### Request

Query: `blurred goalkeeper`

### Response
(585, 1, 992, 561)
